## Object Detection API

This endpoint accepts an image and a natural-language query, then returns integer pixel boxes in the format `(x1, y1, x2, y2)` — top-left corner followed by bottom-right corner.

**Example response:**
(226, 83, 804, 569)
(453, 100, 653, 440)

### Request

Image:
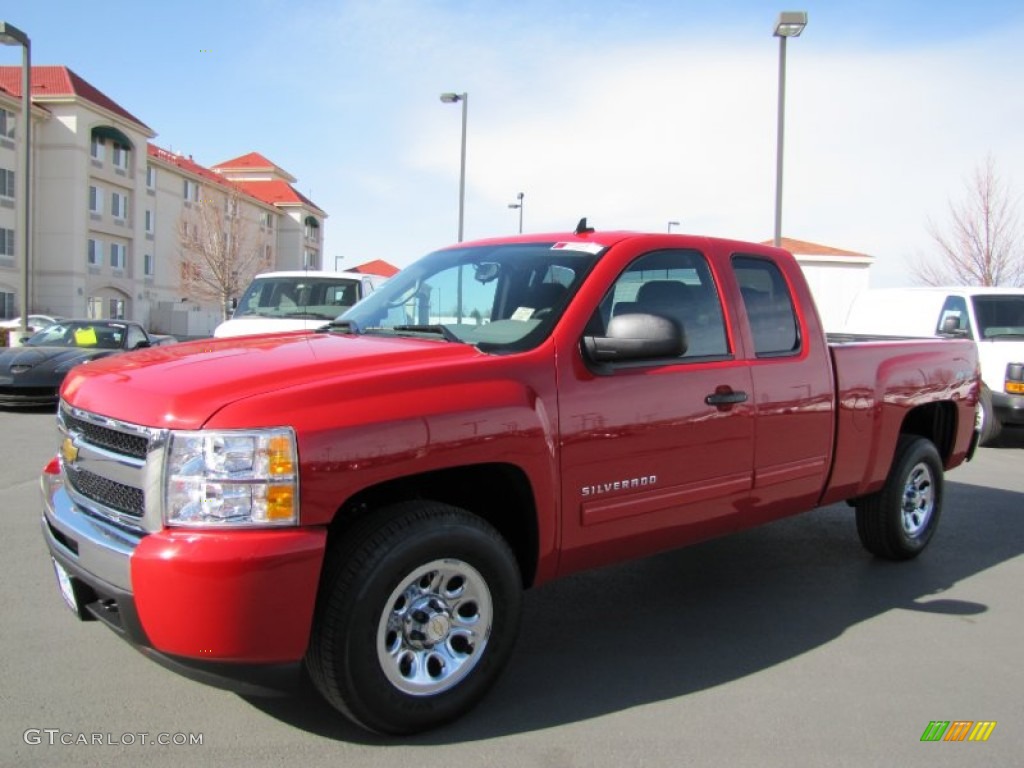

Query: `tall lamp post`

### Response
(0, 21, 30, 341)
(667, 220, 680, 233)
(508, 192, 524, 233)
(772, 11, 807, 248)
(439, 91, 468, 242)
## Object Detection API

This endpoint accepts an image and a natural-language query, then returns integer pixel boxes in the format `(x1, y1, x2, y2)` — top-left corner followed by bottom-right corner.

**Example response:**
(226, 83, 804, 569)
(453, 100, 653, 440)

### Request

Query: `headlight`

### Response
(164, 428, 298, 527)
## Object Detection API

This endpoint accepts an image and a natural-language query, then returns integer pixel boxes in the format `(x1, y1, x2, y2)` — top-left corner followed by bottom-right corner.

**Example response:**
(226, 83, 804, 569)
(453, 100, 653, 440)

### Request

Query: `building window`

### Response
(304, 219, 320, 241)
(1, 290, 14, 319)
(0, 227, 13, 256)
(144, 253, 154, 277)
(89, 185, 104, 214)
(91, 136, 105, 161)
(183, 179, 199, 202)
(304, 249, 319, 269)
(260, 211, 273, 230)
(0, 168, 14, 199)
(225, 197, 238, 218)
(87, 238, 103, 266)
(109, 298, 125, 319)
(145, 209, 154, 233)
(146, 165, 156, 189)
(265, 244, 272, 264)
(0, 109, 13, 139)
(111, 191, 127, 220)
(111, 142, 129, 170)
(110, 242, 126, 270)
(87, 296, 104, 319)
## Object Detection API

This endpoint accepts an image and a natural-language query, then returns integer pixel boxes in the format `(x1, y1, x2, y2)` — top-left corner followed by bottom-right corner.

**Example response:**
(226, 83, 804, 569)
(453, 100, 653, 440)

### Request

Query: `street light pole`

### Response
(508, 192, 524, 233)
(439, 91, 468, 242)
(0, 21, 31, 341)
(667, 220, 680, 233)
(773, 11, 807, 248)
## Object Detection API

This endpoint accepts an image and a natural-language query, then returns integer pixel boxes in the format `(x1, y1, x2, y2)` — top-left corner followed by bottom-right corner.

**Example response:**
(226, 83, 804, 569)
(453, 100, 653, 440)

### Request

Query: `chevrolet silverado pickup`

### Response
(41, 227, 979, 735)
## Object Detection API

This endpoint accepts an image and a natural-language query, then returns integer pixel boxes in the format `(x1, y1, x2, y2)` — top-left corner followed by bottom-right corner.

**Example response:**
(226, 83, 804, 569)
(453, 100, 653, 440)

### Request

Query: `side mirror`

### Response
(132, 340, 152, 350)
(583, 313, 686, 363)
(940, 315, 967, 336)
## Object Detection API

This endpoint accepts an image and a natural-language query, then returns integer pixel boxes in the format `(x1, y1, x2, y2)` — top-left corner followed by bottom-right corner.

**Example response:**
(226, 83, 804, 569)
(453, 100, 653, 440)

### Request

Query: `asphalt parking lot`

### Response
(1, 406, 1021, 768)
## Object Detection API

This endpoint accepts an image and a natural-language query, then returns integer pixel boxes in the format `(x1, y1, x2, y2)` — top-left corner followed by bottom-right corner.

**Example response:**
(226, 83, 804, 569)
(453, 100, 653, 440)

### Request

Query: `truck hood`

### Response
(61, 332, 481, 429)
(213, 317, 333, 338)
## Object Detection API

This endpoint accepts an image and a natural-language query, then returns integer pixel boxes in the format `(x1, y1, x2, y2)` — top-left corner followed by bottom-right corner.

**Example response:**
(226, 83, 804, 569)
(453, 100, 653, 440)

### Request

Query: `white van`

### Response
(843, 286, 1024, 444)
(214, 270, 389, 339)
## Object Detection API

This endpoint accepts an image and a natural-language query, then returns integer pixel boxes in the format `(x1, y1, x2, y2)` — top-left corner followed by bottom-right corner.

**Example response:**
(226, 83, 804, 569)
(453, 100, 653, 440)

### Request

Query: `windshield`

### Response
(25, 322, 127, 350)
(234, 276, 362, 321)
(972, 295, 1024, 339)
(338, 242, 600, 353)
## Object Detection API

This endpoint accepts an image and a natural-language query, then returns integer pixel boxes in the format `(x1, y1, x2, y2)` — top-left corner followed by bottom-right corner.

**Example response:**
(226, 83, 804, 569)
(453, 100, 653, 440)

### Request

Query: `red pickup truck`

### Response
(41, 228, 979, 735)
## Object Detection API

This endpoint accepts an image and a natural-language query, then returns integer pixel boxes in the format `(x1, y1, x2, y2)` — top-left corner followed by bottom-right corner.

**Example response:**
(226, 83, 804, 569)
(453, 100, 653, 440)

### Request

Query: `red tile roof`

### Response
(0, 65, 151, 132)
(212, 152, 275, 170)
(148, 144, 237, 190)
(213, 152, 297, 182)
(763, 237, 869, 258)
(232, 180, 324, 214)
(350, 259, 400, 277)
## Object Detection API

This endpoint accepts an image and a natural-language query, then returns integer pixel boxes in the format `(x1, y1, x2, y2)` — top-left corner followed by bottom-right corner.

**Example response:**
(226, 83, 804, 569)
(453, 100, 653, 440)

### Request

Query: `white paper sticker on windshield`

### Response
(511, 307, 536, 321)
(552, 242, 604, 255)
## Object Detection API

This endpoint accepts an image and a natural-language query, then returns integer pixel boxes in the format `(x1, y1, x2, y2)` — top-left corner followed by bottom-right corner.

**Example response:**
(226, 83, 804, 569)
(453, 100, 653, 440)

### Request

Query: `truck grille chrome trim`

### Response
(65, 464, 145, 517)
(58, 401, 169, 534)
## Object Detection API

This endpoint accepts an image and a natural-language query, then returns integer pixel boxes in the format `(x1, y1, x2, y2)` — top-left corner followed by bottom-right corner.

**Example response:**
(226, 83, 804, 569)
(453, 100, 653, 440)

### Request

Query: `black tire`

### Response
(855, 435, 943, 560)
(306, 501, 522, 735)
(978, 385, 1002, 446)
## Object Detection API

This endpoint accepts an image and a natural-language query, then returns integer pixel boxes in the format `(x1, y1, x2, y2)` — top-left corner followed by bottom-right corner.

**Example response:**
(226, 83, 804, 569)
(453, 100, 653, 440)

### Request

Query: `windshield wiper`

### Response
(318, 320, 360, 334)
(388, 324, 461, 343)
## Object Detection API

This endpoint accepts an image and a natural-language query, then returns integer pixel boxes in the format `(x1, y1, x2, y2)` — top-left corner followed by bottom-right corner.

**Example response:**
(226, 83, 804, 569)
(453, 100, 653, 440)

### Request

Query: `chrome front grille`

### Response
(65, 464, 146, 517)
(58, 402, 167, 533)
(61, 410, 149, 460)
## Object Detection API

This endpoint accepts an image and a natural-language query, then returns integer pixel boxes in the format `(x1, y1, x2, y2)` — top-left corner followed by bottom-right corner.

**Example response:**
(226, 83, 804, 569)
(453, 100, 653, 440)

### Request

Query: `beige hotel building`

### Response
(0, 65, 327, 336)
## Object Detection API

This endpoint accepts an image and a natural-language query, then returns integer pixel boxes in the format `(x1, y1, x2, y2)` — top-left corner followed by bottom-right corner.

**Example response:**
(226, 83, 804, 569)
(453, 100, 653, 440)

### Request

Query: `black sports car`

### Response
(0, 320, 157, 407)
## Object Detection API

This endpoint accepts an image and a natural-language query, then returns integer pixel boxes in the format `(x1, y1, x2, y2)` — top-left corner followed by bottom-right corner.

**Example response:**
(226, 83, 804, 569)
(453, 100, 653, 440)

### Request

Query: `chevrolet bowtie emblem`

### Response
(61, 437, 79, 464)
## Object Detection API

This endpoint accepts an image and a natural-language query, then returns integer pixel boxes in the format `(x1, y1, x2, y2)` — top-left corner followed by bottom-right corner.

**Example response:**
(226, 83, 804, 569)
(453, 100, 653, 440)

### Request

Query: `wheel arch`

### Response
(325, 463, 540, 588)
(899, 401, 958, 465)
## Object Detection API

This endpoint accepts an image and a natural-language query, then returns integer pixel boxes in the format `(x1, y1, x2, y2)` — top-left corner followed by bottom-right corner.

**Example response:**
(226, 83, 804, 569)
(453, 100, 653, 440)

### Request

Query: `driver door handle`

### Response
(705, 390, 748, 406)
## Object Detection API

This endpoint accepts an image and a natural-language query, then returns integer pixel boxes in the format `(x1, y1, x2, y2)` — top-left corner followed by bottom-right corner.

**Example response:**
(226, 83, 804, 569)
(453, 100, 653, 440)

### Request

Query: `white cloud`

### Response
(302, 3, 1024, 286)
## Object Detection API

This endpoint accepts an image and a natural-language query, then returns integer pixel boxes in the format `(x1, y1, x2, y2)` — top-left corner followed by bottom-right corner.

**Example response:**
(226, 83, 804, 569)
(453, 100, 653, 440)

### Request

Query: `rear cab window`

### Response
(732, 255, 801, 357)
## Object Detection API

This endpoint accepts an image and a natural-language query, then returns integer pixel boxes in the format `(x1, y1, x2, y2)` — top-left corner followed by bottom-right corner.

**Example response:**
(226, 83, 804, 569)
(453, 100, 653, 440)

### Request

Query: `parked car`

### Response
(843, 286, 1024, 444)
(0, 315, 67, 346)
(213, 270, 388, 338)
(41, 229, 978, 734)
(0, 320, 157, 407)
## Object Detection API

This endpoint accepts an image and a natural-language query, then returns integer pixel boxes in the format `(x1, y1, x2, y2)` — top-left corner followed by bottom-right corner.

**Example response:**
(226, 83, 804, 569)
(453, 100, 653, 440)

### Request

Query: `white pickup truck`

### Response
(214, 270, 389, 338)
(843, 286, 1024, 443)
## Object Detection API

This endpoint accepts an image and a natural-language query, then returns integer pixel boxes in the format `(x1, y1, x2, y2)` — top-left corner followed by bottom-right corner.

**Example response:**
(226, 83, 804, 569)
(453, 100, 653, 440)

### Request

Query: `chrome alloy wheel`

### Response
(377, 559, 493, 696)
(901, 461, 935, 536)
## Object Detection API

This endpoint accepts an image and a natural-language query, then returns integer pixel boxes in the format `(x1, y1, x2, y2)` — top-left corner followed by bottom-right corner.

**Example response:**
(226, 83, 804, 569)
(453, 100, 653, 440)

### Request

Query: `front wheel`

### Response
(306, 502, 522, 735)
(855, 435, 943, 560)
(978, 384, 1002, 446)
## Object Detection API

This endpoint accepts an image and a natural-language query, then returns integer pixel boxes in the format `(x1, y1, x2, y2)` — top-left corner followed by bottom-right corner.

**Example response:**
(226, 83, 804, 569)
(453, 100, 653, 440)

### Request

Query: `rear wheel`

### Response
(306, 501, 522, 734)
(855, 435, 943, 560)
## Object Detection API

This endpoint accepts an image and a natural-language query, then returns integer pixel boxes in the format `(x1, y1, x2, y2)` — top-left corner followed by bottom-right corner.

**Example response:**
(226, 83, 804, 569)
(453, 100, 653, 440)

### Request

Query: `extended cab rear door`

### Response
(556, 242, 755, 575)
(727, 250, 835, 522)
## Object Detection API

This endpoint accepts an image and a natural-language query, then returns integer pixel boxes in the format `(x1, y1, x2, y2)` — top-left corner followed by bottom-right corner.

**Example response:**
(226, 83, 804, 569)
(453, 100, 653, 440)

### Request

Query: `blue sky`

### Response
(4, 0, 1024, 285)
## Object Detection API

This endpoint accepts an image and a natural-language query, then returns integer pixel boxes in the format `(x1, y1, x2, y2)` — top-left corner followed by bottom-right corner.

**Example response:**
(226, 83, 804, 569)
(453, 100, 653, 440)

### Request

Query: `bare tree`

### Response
(914, 155, 1024, 287)
(178, 185, 271, 320)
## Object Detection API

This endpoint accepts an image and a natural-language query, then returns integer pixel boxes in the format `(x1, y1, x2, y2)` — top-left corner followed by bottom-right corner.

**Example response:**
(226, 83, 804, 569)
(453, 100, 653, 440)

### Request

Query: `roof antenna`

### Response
(574, 217, 594, 235)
